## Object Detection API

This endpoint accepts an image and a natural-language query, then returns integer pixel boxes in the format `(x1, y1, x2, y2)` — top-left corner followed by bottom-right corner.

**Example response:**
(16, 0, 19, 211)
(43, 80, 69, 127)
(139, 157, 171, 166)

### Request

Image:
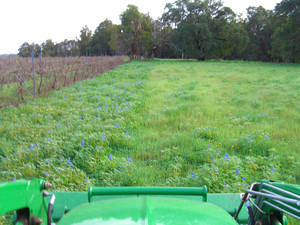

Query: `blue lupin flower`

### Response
(225, 153, 230, 159)
(126, 157, 132, 162)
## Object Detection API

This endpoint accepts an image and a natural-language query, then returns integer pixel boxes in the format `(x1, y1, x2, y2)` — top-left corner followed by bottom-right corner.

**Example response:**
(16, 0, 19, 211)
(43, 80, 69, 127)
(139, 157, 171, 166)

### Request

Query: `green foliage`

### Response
(271, 0, 300, 62)
(90, 19, 113, 56)
(78, 25, 92, 55)
(1, 60, 299, 193)
(16, 0, 300, 62)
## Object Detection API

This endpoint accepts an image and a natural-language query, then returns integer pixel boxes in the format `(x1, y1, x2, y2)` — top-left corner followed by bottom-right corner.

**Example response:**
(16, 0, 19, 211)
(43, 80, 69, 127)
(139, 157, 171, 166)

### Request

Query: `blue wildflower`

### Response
(126, 131, 129, 136)
(109, 154, 112, 160)
(13, 178, 16, 182)
(265, 136, 269, 140)
(207, 144, 210, 148)
(116, 124, 119, 128)
(210, 156, 214, 161)
(223, 182, 227, 185)
(58, 124, 61, 128)
(236, 168, 240, 174)
(30, 146, 33, 151)
(126, 157, 132, 162)
(192, 172, 196, 178)
(84, 177, 88, 183)
(242, 177, 246, 180)
(49, 129, 52, 133)
(19, 136, 21, 140)
(249, 137, 252, 141)
(79, 115, 82, 119)
(45, 173, 49, 176)
(271, 168, 275, 172)
(82, 140, 85, 146)
(225, 153, 230, 159)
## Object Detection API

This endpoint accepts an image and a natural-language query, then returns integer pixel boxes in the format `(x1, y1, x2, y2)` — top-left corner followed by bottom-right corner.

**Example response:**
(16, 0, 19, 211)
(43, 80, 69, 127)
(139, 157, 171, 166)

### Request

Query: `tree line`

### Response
(18, 0, 299, 62)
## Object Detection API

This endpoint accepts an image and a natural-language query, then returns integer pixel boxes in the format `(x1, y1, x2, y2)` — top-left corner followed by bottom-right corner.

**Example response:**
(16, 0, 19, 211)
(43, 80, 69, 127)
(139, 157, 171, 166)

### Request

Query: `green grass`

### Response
(0, 59, 299, 193)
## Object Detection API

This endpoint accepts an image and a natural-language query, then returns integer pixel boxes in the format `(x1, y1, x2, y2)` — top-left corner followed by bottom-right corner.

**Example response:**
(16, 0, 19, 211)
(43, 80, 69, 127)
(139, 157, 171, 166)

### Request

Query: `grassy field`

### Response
(0, 59, 299, 193)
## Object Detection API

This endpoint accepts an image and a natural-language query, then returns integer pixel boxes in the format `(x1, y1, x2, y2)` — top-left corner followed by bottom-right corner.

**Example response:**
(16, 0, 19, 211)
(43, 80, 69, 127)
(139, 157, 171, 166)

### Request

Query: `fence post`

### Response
(32, 50, 35, 97)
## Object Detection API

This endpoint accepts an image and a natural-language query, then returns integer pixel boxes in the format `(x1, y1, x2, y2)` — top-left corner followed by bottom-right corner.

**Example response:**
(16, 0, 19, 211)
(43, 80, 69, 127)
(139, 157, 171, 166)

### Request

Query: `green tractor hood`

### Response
(57, 195, 237, 225)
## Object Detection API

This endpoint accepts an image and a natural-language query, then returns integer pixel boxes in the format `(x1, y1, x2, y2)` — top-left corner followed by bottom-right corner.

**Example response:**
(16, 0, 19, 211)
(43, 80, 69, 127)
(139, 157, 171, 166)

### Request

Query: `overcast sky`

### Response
(0, 0, 281, 54)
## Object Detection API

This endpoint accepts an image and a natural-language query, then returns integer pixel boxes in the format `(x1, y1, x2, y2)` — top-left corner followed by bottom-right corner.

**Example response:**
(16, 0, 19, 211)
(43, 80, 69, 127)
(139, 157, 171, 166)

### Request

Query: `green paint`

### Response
(0, 179, 48, 224)
(88, 186, 207, 202)
(57, 196, 238, 225)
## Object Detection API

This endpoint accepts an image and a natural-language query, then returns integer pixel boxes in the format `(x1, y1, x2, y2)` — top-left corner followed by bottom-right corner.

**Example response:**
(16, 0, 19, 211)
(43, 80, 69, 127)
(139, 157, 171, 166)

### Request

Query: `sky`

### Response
(0, 0, 281, 54)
